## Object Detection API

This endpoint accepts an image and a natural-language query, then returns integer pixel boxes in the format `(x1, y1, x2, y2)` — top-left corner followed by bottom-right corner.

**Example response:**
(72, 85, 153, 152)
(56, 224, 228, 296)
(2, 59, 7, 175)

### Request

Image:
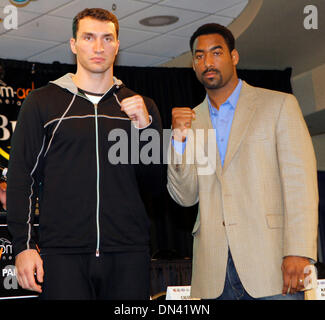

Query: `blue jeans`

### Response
(216, 250, 304, 300)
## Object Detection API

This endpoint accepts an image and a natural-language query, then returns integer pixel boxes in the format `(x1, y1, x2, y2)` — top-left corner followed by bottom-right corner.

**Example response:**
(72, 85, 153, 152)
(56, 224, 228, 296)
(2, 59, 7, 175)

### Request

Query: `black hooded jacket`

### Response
(7, 73, 163, 257)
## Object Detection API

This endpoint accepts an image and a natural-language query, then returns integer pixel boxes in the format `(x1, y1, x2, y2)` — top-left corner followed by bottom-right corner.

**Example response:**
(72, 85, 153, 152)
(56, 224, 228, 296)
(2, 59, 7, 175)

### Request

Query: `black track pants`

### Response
(39, 250, 150, 300)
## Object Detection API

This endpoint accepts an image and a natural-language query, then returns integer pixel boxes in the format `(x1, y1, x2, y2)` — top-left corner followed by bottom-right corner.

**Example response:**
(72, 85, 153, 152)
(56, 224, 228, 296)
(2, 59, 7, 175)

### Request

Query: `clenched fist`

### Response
(172, 107, 196, 142)
(120, 95, 150, 129)
(0, 181, 6, 210)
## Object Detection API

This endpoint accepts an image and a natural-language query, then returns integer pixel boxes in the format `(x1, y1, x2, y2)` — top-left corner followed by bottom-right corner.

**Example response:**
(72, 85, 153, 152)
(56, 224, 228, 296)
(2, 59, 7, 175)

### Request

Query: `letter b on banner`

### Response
(0, 115, 11, 141)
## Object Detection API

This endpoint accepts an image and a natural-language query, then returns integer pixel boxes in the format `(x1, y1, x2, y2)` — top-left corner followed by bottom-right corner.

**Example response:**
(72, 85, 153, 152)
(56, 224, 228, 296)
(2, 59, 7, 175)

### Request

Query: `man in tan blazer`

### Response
(167, 23, 319, 300)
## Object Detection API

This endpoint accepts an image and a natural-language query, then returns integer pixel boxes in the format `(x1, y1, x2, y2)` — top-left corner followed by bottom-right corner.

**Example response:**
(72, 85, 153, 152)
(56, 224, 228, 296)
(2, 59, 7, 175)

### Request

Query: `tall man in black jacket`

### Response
(7, 8, 163, 299)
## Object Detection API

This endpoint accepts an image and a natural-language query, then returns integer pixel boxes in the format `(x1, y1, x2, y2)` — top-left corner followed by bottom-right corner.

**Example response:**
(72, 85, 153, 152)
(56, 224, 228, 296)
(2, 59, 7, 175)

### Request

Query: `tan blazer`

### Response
(167, 81, 319, 299)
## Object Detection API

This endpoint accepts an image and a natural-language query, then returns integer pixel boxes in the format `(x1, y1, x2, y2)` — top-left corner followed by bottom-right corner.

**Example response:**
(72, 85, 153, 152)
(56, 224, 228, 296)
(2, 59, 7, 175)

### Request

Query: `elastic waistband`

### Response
(39, 245, 149, 256)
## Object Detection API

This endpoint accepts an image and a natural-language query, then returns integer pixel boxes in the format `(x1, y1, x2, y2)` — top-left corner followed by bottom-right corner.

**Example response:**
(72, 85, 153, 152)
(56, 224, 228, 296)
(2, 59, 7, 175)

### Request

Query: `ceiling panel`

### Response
(170, 14, 233, 38)
(0, 0, 73, 14)
(118, 27, 158, 50)
(0, 0, 249, 66)
(216, 0, 249, 18)
(160, 0, 244, 14)
(9, 15, 72, 42)
(127, 34, 189, 58)
(28, 42, 75, 64)
(0, 35, 59, 59)
(49, 0, 151, 20)
(0, 8, 38, 34)
(119, 5, 207, 33)
(136, 0, 162, 3)
(116, 51, 167, 67)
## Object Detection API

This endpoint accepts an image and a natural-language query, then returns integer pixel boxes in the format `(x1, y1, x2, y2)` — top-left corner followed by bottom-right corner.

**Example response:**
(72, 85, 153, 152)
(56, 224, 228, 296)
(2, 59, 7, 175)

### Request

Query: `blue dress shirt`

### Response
(173, 79, 243, 167)
(208, 79, 242, 166)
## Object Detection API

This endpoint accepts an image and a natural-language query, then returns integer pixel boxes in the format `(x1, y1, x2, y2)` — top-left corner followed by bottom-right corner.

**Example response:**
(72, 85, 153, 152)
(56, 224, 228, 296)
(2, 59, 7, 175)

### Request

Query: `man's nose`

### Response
(94, 39, 104, 53)
(204, 52, 214, 68)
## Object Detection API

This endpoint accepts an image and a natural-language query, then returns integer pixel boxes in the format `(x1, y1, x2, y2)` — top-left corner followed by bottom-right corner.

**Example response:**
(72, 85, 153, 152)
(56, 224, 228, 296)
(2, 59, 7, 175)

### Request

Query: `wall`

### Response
(312, 135, 325, 171)
(292, 63, 325, 115)
(292, 63, 325, 171)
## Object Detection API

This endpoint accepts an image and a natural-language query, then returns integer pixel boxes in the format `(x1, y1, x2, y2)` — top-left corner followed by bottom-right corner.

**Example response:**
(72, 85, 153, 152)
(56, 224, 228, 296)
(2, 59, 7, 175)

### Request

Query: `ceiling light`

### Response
(9, 0, 36, 7)
(139, 15, 179, 27)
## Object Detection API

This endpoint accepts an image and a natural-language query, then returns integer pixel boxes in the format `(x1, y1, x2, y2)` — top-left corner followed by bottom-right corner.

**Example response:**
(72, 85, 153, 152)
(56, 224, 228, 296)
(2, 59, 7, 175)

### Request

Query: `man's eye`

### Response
(214, 51, 222, 56)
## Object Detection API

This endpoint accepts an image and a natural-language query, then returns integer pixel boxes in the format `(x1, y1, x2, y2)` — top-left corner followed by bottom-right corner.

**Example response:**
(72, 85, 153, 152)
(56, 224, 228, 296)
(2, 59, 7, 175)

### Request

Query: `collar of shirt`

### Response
(207, 79, 243, 166)
(207, 79, 243, 116)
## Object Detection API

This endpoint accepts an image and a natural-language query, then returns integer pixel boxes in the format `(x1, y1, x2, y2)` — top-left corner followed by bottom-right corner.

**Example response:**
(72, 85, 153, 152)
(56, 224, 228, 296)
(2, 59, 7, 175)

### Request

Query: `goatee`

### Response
(201, 68, 223, 90)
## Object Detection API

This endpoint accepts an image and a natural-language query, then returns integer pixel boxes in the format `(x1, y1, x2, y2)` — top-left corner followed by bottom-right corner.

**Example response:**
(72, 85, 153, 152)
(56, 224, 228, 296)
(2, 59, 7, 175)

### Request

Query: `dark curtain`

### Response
(0, 59, 296, 259)
(0, 59, 293, 130)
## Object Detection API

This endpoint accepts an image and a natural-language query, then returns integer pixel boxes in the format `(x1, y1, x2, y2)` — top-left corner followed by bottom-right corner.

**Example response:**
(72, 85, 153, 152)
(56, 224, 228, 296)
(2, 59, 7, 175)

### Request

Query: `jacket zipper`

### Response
(74, 97, 102, 258)
(94, 103, 100, 257)
(76, 83, 119, 258)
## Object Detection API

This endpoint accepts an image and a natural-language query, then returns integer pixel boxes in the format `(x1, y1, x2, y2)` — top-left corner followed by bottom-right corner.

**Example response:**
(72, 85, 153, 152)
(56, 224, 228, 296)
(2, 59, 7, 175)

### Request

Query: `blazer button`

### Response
(222, 221, 225, 226)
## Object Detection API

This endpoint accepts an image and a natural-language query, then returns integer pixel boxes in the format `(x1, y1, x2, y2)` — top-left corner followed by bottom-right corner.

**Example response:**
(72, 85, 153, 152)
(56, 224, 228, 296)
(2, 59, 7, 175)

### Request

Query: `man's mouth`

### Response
(203, 69, 220, 77)
(91, 57, 105, 63)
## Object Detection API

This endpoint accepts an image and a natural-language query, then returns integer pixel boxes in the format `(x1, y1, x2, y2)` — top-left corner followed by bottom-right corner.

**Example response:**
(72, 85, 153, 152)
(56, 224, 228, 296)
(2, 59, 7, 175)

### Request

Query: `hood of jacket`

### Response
(50, 73, 124, 95)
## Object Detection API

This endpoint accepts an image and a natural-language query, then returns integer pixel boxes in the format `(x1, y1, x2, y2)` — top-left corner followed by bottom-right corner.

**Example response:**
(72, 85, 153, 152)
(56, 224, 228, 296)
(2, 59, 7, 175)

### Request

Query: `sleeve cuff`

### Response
(132, 115, 152, 130)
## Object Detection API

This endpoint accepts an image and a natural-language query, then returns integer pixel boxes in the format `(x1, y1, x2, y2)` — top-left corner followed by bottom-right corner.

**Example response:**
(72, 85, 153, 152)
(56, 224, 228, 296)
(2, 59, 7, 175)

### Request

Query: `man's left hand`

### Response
(120, 95, 150, 129)
(281, 256, 310, 295)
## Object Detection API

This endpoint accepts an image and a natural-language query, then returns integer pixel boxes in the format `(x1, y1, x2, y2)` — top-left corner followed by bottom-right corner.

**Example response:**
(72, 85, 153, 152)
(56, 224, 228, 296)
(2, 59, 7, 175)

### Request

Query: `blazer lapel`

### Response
(195, 97, 222, 180)
(222, 82, 257, 172)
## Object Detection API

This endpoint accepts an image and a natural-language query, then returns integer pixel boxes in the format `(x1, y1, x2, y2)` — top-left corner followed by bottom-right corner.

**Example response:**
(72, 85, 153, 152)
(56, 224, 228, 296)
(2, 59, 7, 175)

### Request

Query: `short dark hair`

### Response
(72, 8, 119, 39)
(190, 23, 235, 53)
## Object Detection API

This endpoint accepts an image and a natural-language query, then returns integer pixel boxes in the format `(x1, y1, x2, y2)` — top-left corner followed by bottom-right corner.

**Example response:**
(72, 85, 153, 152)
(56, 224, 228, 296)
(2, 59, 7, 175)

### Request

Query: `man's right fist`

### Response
(172, 107, 196, 142)
(0, 182, 6, 210)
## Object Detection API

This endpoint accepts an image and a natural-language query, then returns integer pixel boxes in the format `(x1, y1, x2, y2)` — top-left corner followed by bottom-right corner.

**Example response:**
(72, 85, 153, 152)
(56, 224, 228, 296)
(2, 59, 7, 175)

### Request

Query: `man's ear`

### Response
(115, 39, 120, 56)
(192, 53, 198, 72)
(70, 38, 77, 55)
(231, 49, 239, 66)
